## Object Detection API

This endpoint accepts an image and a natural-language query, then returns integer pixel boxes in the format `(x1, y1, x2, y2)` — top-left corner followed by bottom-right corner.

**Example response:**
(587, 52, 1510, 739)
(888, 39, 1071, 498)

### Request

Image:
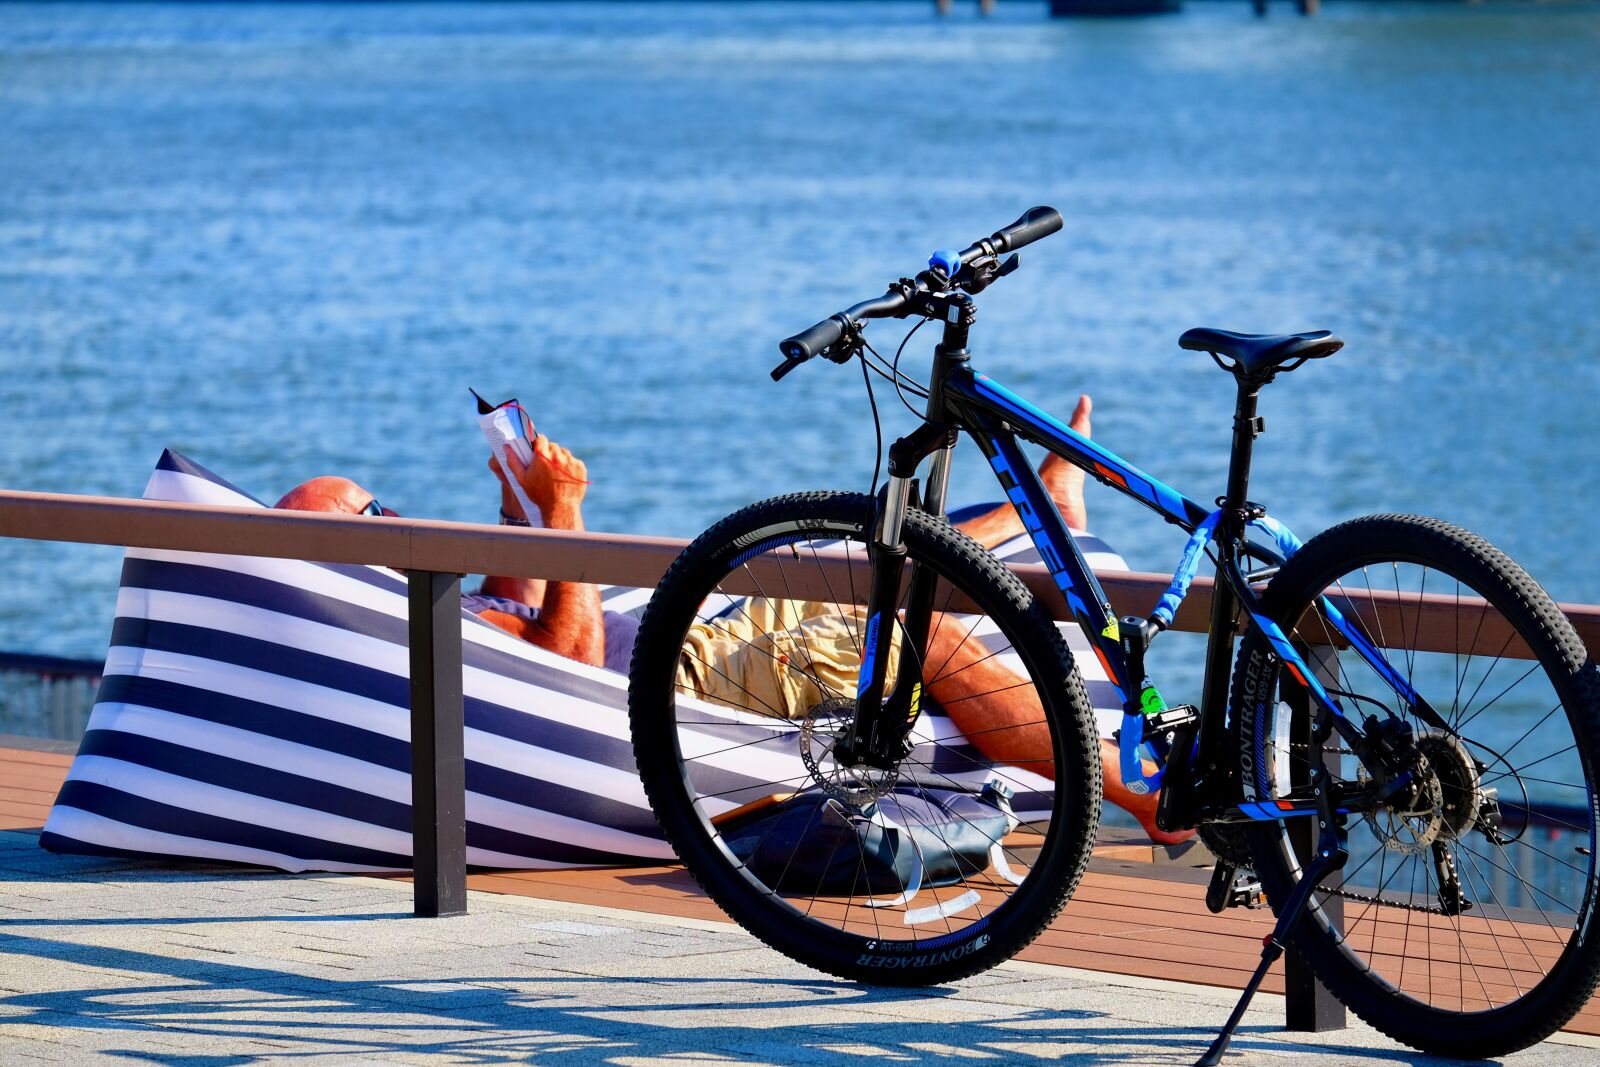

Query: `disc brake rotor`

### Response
(1370, 752, 1446, 856)
(798, 696, 898, 811)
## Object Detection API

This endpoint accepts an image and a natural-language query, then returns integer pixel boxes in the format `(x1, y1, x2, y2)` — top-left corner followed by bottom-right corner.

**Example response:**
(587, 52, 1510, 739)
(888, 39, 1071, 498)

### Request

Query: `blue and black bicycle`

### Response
(628, 208, 1599, 1061)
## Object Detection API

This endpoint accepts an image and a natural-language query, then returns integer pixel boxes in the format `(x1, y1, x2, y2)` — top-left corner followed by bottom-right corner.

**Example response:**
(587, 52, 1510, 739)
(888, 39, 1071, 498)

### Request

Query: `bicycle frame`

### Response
(851, 311, 1447, 828)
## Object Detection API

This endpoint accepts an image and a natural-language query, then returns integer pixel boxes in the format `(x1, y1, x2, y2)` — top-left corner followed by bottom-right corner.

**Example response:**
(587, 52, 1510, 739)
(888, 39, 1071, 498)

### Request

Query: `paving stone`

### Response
(3, 844, 1597, 1067)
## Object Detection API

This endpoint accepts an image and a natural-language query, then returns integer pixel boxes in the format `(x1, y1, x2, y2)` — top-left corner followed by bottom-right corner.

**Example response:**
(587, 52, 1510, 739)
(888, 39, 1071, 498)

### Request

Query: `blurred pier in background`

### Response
(937, 0, 1323, 15)
(0, 652, 99, 744)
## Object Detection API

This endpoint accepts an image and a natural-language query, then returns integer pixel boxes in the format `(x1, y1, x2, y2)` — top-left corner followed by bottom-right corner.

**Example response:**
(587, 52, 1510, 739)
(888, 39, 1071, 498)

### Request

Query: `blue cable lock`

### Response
(1118, 509, 1304, 794)
(1153, 510, 1303, 628)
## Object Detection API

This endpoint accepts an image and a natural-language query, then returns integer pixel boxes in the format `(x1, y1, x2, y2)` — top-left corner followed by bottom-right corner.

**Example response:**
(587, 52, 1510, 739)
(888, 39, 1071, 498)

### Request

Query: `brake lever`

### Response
(953, 254, 995, 293)
(954, 252, 1019, 295)
(771, 356, 805, 382)
(824, 329, 865, 364)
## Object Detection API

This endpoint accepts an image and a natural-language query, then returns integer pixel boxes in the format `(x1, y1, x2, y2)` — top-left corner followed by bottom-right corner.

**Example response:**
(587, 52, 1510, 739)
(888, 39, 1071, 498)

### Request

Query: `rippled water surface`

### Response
(2, 1, 1597, 685)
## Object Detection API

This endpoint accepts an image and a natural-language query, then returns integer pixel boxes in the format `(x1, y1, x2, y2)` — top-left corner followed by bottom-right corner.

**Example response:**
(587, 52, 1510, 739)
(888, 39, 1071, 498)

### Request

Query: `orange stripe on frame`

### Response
(1092, 462, 1129, 489)
(1091, 644, 1119, 683)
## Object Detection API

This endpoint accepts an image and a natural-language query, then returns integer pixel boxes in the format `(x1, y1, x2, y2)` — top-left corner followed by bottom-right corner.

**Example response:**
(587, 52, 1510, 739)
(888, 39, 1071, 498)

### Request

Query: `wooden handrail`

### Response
(1, 489, 1596, 659)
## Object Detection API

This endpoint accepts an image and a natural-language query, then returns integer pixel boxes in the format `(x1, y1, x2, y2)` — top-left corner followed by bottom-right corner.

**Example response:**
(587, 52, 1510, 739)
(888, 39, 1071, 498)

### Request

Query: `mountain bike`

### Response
(627, 208, 1600, 1062)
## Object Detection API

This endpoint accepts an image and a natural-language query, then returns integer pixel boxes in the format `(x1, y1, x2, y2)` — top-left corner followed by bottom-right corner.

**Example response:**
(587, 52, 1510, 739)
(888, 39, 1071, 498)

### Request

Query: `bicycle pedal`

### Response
(1205, 862, 1266, 914)
(1147, 704, 1199, 732)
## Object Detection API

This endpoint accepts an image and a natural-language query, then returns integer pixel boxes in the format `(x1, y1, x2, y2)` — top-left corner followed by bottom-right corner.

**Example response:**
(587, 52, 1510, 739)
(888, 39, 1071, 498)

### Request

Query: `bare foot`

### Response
(1040, 394, 1091, 530)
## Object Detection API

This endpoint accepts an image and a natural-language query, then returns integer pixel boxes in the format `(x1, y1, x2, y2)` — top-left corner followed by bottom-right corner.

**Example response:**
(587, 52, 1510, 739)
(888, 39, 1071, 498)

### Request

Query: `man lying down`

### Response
(277, 394, 1192, 847)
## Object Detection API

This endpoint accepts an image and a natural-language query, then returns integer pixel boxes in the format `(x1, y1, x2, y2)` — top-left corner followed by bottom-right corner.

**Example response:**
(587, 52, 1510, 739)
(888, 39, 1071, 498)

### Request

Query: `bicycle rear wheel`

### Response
(1232, 514, 1600, 1056)
(628, 491, 1101, 984)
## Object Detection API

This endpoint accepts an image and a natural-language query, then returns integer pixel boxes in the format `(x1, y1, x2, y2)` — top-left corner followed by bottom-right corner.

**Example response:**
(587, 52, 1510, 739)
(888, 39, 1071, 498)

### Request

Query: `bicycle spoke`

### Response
(642, 500, 1090, 968)
(1245, 539, 1597, 1029)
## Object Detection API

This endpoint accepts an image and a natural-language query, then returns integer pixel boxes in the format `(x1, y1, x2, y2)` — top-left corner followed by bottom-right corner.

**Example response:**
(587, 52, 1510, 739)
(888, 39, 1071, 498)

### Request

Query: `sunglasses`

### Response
(360, 497, 389, 517)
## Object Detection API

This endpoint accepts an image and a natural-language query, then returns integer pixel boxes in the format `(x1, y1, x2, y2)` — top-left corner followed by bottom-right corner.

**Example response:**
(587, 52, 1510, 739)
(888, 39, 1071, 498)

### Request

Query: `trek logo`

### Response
(989, 450, 1074, 596)
(987, 440, 1124, 702)
(856, 935, 990, 969)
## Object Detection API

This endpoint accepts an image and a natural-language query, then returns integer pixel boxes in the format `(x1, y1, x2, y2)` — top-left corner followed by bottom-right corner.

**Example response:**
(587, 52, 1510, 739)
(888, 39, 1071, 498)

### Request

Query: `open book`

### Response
(471, 388, 540, 527)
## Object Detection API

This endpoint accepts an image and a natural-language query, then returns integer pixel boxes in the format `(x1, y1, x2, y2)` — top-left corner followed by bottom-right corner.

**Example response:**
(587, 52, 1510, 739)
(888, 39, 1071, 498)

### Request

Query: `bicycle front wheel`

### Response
(629, 492, 1102, 985)
(1232, 514, 1600, 1056)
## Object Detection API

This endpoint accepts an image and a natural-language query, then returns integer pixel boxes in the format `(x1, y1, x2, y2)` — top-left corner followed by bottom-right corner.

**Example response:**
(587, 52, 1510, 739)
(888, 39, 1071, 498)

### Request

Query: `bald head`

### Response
(275, 476, 378, 515)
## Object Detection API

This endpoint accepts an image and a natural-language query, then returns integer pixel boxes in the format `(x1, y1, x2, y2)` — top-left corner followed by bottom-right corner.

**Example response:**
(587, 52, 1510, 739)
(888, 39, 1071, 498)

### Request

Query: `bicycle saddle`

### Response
(1179, 328, 1343, 382)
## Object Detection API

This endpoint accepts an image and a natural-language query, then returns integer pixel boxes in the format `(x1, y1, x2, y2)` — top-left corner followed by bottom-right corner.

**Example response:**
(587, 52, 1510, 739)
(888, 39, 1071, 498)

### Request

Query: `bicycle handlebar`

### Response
(778, 291, 912, 363)
(981, 205, 1064, 256)
(775, 207, 1062, 376)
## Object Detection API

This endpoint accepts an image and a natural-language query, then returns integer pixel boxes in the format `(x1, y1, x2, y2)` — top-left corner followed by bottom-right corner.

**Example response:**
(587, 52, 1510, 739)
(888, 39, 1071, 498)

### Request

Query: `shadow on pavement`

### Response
(0, 932, 1491, 1066)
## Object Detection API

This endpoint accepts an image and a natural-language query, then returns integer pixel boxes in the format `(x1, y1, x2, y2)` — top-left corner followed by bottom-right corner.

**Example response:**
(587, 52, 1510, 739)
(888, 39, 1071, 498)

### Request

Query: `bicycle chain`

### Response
(1316, 884, 1453, 916)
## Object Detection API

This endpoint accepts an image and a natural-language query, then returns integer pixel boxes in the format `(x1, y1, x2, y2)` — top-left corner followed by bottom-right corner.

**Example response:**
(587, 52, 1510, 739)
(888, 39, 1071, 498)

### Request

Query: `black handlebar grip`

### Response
(990, 206, 1063, 254)
(778, 315, 846, 361)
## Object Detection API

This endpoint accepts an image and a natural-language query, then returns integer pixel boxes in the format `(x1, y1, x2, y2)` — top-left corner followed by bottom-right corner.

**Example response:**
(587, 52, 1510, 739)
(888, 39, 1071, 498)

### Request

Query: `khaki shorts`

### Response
(674, 599, 902, 720)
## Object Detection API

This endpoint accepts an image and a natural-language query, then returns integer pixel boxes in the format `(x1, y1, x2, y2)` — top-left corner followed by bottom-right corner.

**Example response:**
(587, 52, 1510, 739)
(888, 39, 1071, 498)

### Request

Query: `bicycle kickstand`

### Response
(1196, 802, 1347, 1065)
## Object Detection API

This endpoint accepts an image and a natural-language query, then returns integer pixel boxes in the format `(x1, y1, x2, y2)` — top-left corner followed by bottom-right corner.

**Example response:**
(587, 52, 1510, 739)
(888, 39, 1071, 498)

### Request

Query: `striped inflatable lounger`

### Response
(41, 450, 1128, 873)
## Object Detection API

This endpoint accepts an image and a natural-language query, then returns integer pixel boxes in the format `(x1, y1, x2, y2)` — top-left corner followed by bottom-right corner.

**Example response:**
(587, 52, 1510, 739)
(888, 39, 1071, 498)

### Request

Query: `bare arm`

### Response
(921, 607, 1191, 844)
(480, 435, 605, 667)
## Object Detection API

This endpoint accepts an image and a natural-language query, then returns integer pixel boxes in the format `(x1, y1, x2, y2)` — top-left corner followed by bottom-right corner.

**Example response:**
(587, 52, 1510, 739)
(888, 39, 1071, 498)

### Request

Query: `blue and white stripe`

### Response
(43, 453, 1126, 872)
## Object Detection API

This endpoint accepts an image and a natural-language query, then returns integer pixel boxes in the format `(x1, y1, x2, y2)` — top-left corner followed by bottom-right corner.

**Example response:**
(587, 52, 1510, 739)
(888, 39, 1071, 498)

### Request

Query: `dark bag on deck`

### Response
(721, 781, 1020, 898)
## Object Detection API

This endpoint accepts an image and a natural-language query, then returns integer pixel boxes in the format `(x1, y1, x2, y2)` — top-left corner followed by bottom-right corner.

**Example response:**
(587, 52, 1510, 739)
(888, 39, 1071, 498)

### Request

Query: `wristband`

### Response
(499, 509, 531, 528)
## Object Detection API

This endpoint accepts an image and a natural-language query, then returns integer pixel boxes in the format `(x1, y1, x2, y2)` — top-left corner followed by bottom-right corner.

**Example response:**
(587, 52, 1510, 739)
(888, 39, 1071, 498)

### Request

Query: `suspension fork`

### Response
(884, 432, 958, 729)
(843, 422, 959, 768)
(844, 300, 972, 768)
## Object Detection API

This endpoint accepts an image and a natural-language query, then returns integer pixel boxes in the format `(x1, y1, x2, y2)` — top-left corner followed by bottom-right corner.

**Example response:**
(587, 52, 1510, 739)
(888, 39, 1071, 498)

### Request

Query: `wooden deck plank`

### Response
(0, 769, 69, 793)
(0, 784, 60, 805)
(0, 761, 65, 825)
(0, 748, 73, 769)
(0, 791, 52, 811)
(1, 769, 70, 794)
(0, 813, 52, 829)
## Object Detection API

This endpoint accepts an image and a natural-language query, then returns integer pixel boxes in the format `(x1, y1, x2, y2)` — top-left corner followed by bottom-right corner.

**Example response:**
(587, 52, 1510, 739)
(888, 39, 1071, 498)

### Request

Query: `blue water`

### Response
(1, 0, 1597, 684)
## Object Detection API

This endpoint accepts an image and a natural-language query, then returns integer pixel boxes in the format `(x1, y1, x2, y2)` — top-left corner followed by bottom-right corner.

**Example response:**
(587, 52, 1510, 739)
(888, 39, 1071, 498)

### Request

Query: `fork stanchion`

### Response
(1285, 644, 1346, 1031)
(409, 569, 467, 918)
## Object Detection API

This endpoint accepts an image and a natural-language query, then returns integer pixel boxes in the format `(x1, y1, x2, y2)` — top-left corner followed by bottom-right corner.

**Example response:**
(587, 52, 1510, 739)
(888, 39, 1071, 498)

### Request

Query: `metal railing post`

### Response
(408, 570, 466, 918)
(1285, 644, 1346, 1031)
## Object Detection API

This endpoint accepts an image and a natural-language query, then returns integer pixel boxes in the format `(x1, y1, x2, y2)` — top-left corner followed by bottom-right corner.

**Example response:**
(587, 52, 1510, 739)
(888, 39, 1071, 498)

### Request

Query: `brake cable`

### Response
(858, 348, 884, 498)
(859, 323, 931, 416)
(887, 318, 932, 418)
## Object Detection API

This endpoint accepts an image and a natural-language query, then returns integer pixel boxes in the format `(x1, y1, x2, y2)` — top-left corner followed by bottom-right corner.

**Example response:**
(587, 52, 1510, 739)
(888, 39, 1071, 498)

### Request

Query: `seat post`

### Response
(1183, 376, 1268, 814)
(1222, 380, 1263, 525)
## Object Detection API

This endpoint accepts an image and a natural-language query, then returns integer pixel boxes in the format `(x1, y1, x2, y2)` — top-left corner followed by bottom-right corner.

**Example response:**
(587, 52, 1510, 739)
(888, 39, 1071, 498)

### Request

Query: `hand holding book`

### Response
(473, 389, 590, 527)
